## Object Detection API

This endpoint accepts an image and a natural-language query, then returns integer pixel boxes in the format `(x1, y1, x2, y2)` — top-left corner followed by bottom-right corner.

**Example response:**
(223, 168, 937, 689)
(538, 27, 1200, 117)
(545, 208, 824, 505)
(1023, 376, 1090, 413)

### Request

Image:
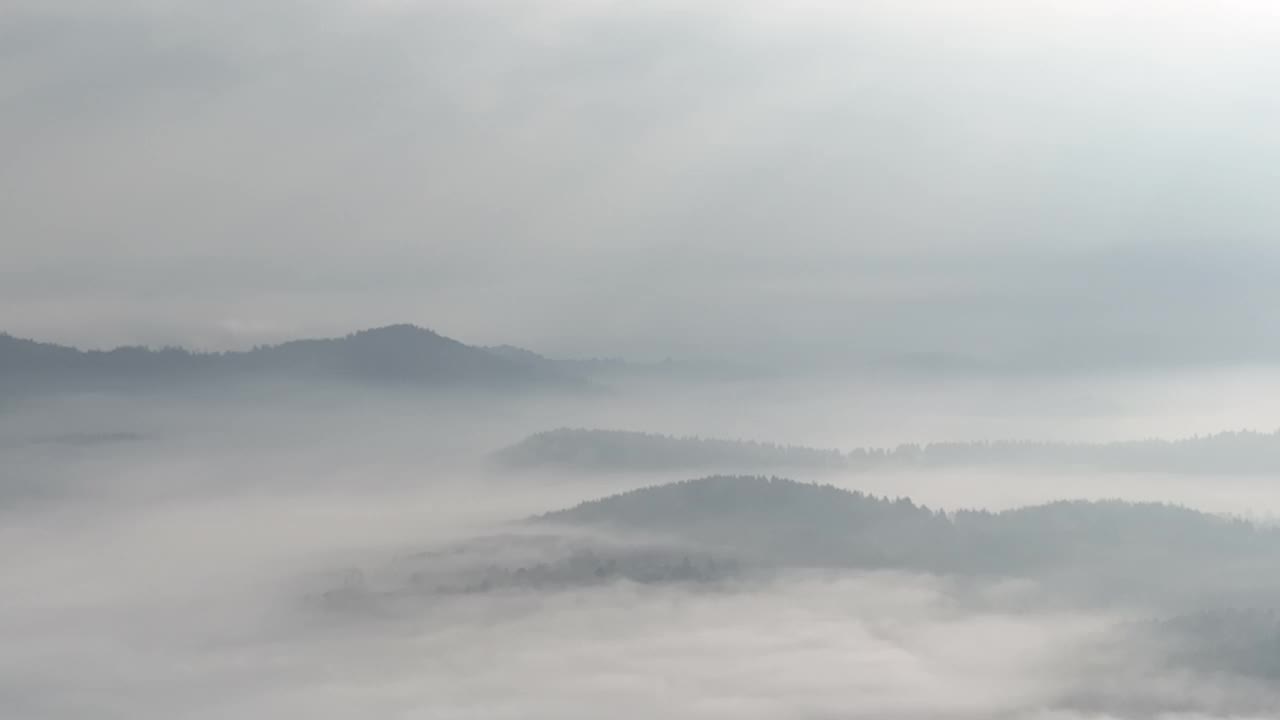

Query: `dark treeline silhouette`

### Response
(0, 325, 576, 390)
(423, 546, 741, 594)
(498, 427, 1280, 475)
(534, 476, 1280, 606)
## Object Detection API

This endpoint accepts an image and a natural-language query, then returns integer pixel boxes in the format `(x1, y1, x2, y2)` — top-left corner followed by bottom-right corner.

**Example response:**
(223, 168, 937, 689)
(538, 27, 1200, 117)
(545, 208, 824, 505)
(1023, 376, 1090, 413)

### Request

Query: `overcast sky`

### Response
(3, 0, 1279, 368)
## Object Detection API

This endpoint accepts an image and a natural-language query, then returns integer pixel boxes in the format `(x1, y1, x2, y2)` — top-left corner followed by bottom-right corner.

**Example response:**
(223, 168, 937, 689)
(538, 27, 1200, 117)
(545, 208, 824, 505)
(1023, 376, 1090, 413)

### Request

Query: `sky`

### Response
(3, 0, 1280, 368)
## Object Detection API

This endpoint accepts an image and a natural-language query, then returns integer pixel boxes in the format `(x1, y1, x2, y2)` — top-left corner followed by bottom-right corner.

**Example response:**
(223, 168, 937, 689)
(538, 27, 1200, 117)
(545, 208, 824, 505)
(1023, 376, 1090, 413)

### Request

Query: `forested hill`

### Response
(535, 475, 1280, 604)
(0, 325, 577, 390)
(498, 427, 1280, 475)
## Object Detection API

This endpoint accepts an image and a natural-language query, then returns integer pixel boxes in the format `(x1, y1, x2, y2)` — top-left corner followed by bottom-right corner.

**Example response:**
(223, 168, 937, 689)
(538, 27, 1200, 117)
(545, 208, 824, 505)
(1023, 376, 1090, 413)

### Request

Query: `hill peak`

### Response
(350, 323, 443, 338)
(0, 324, 577, 390)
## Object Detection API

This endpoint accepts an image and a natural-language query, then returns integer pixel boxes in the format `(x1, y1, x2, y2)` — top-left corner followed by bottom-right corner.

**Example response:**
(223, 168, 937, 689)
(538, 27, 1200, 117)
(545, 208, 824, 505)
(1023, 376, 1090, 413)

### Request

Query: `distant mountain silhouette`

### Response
(497, 427, 1280, 476)
(495, 428, 847, 472)
(0, 324, 577, 391)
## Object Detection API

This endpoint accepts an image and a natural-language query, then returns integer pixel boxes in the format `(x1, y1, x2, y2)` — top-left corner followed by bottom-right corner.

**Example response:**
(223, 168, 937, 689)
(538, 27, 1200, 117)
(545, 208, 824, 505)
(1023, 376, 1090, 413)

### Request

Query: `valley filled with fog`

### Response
(8, 0, 1280, 716)
(6, 348, 1280, 719)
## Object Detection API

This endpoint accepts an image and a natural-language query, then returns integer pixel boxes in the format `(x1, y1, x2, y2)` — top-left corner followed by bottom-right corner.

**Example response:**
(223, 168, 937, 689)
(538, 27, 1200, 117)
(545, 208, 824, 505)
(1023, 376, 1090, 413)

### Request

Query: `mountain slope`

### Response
(535, 475, 1280, 605)
(0, 324, 576, 390)
(497, 427, 1280, 476)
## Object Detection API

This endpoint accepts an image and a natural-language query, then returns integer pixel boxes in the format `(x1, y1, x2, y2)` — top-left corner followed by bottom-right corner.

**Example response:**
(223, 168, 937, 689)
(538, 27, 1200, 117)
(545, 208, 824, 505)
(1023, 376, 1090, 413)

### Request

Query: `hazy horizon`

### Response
(6, 0, 1280, 371)
(6, 2, 1280, 718)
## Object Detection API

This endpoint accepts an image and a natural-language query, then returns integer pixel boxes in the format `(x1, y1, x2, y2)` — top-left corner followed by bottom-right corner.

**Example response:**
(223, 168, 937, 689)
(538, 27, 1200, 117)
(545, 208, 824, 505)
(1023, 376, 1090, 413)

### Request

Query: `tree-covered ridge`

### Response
(427, 547, 741, 594)
(863, 431, 1280, 474)
(498, 427, 1280, 475)
(0, 325, 573, 389)
(534, 476, 1280, 604)
(322, 477, 1280, 690)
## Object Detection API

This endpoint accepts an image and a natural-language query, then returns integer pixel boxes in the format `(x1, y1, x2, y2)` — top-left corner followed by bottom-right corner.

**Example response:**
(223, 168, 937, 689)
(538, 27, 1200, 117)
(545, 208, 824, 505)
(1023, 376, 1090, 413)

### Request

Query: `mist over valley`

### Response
(7, 0, 1280, 715)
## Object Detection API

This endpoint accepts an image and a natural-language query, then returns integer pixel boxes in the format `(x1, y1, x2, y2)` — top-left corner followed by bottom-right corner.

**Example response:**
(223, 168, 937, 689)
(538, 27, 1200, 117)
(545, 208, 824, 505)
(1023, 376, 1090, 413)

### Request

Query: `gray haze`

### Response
(7, 2, 1280, 718)
(4, 0, 1280, 369)
(7, 388, 1280, 719)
